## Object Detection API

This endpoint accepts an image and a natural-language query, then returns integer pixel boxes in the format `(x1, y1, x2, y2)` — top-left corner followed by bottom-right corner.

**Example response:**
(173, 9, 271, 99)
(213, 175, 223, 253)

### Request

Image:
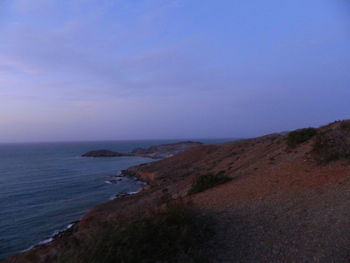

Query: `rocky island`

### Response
(82, 141, 202, 159)
(82, 150, 129, 157)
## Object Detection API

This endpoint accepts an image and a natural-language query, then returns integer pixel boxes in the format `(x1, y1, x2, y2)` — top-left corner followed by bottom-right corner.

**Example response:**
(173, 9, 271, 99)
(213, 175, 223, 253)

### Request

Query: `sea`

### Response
(0, 139, 232, 259)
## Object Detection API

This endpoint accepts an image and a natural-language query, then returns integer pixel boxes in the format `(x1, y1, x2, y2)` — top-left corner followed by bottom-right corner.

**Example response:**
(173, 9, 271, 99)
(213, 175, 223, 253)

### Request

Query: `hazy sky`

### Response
(0, 0, 349, 142)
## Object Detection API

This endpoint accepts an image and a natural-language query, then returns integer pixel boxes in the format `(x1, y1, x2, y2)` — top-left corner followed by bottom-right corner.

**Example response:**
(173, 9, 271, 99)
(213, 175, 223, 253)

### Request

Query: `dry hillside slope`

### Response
(5, 120, 350, 262)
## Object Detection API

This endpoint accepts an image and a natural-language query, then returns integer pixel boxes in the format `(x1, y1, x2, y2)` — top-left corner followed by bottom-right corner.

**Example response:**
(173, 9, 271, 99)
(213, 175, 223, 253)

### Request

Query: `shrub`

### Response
(312, 128, 350, 163)
(340, 120, 350, 130)
(189, 173, 231, 195)
(57, 203, 211, 263)
(287, 128, 317, 147)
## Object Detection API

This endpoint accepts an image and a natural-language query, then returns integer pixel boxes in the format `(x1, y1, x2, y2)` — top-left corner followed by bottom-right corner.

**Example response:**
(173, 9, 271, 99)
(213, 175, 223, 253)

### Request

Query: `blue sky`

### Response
(0, 0, 349, 142)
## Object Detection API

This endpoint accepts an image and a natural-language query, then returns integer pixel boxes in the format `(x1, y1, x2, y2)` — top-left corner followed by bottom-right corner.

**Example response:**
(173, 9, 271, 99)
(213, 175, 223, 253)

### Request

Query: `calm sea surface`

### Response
(0, 139, 233, 259)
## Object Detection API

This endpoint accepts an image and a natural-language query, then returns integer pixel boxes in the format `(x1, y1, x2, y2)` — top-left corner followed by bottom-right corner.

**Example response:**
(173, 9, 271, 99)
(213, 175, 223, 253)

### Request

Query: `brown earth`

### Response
(4, 121, 350, 262)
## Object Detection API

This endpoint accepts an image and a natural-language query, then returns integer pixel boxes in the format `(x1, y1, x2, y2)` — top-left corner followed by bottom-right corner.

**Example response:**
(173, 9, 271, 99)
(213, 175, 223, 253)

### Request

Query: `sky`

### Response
(0, 0, 349, 142)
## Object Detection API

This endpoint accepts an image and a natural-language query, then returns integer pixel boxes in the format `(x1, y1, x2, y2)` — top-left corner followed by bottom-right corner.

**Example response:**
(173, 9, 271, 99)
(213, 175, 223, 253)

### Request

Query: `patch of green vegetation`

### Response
(287, 128, 317, 147)
(189, 173, 231, 195)
(57, 203, 211, 263)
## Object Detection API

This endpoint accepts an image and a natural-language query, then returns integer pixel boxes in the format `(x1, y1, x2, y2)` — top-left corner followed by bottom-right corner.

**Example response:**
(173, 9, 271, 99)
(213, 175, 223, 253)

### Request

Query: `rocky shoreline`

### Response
(108, 170, 148, 199)
(10, 170, 150, 261)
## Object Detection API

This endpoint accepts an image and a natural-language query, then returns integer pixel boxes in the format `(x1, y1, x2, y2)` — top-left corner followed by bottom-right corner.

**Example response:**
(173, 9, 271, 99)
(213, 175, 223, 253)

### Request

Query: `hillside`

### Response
(5, 120, 350, 262)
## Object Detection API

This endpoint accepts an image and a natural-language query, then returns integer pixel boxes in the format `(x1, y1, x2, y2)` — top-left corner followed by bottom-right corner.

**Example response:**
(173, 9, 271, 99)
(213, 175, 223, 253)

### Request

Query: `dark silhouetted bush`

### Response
(57, 203, 211, 263)
(287, 128, 317, 147)
(312, 127, 350, 163)
(189, 173, 231, 195)
(340, 120, 350, 130)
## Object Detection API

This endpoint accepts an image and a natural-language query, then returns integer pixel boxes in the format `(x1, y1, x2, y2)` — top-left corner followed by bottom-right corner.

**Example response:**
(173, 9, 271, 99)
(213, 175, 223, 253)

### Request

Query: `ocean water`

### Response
(0, 139, 233, 259)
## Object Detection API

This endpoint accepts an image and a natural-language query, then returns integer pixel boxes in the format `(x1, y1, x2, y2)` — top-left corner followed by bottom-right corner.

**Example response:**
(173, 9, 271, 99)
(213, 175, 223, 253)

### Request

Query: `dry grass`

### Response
(287, 128, 317, 147)
(57, 201, 211, 263)
(189, 173, 231, 195)
(313, 122, 350, 162)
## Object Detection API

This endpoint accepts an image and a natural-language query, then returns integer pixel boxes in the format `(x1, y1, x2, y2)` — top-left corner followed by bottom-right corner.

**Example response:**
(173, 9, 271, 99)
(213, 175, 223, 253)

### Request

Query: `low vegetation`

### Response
(340, 120, 350, 130)
(287, 128, 317, 147)
(57, 202, 211, 263)
(312, 123, 350, 162)
(189, 173, 231, 195)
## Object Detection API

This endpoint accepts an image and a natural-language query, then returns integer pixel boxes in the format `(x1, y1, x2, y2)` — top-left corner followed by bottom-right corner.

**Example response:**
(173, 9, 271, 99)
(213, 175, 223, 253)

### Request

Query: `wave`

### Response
(22, 223, 75, 252)
(104, 178, 123, 184)
(109, 187, 143, 200)
(20, 172, 146, 254)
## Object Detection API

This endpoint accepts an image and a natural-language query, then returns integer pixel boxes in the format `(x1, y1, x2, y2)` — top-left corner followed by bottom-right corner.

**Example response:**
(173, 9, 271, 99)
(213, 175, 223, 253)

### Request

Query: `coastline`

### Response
(7, 122, 350, 262)
(22, 222, 76, 253)
(14, 169, 149, 259)
(2, 137, 258, 262)
(0, 141, 168, 261)
(1, 140, 204, 260)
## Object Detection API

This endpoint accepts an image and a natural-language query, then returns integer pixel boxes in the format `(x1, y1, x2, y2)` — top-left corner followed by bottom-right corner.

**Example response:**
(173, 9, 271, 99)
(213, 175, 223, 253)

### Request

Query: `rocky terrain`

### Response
(82, 141, 202, 159)
(4, 120, 350, 262)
